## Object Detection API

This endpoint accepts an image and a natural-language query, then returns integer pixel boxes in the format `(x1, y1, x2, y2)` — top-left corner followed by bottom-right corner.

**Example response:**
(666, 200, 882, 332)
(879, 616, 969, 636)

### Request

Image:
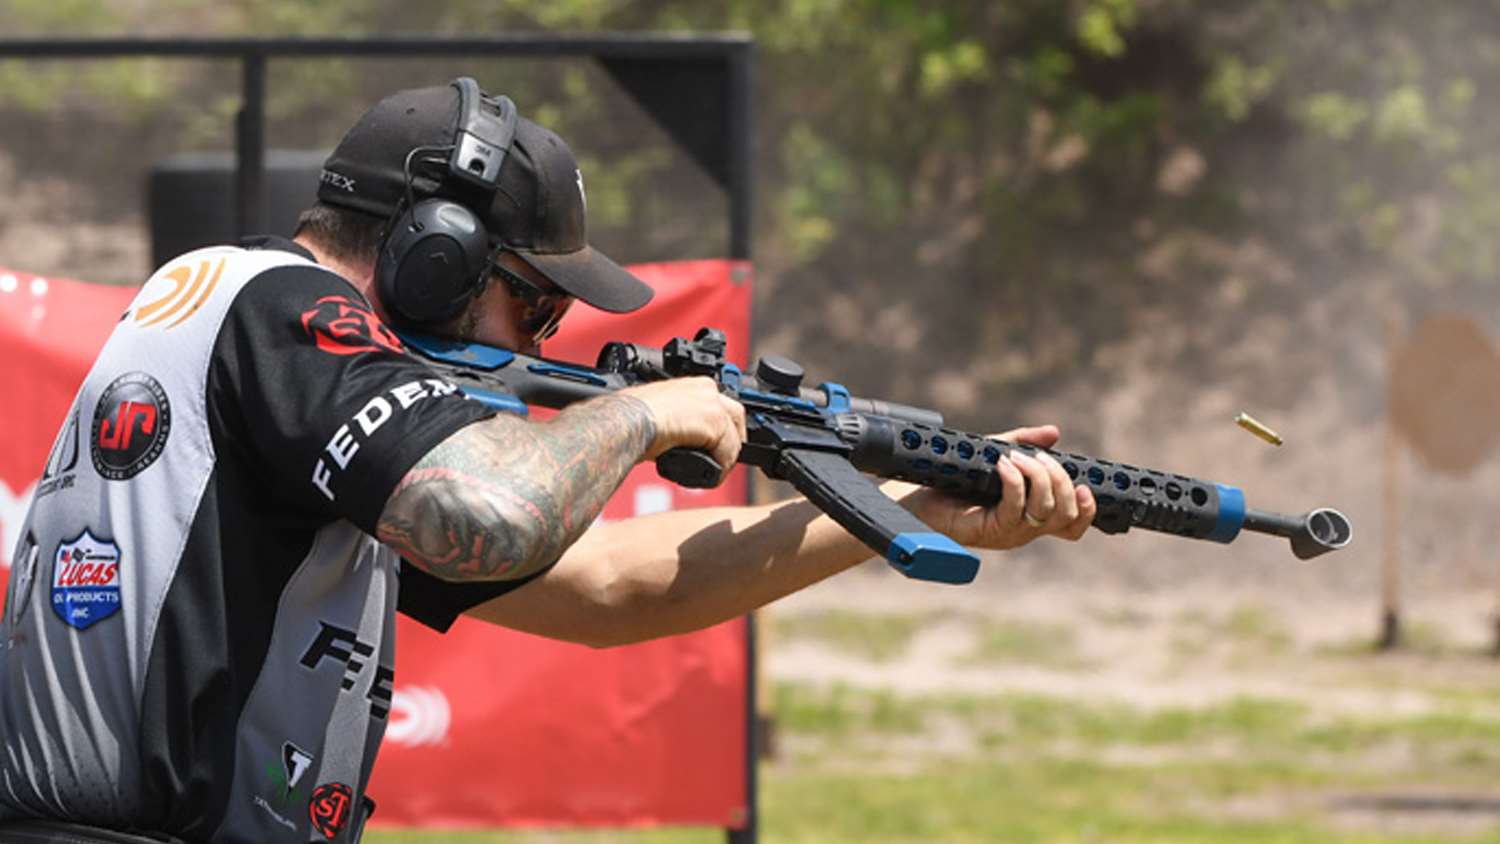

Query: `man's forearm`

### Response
(377, 394, 656, 582)
(464, 496, 881, 647)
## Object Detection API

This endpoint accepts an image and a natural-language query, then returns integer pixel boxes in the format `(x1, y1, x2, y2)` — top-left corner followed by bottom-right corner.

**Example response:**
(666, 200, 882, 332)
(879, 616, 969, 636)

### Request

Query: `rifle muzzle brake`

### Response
(1241, 507, 1353, 560)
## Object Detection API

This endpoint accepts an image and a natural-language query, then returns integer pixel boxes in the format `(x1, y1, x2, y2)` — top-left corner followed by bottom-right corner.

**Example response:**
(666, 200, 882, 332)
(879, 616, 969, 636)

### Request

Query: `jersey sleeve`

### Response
(209, 263, 497, 535)
(395, 560, 556, 632)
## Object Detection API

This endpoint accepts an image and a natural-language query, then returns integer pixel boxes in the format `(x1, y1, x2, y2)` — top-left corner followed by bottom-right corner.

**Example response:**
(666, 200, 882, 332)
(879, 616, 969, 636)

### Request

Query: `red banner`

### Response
(0, 259, 753, 831)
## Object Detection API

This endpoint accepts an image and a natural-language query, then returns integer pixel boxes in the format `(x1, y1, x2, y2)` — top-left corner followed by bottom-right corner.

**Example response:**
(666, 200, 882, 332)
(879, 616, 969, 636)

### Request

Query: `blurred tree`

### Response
(2, 0, 1499, 430)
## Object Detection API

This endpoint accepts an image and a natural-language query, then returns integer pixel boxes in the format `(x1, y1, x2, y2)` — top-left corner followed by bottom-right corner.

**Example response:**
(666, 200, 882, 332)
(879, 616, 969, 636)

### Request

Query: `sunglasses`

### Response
(489, 258, 574, 343)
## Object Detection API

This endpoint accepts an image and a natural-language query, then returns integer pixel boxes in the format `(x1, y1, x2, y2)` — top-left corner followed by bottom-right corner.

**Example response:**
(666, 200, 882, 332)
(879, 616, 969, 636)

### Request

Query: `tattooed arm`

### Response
(463, 426, 1090, 647)
(377, 377, 745, 583)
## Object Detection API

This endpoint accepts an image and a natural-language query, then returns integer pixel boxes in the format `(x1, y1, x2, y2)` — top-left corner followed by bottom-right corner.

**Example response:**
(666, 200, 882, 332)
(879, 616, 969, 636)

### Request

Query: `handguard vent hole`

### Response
(956, 441, 975, 460)
(1087, 466, 1106, 486)
(1191, 487, 1209, 506)
(930, 436, 949, 455)
(901, 430, 922, 450)
(1165, 482, 1182, 500)
(1112, 471, 1131, 491)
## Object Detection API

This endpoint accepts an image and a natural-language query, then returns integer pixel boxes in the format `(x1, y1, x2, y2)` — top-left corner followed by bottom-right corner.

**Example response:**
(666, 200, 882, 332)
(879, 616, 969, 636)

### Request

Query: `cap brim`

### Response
(514, 247, 654, 313)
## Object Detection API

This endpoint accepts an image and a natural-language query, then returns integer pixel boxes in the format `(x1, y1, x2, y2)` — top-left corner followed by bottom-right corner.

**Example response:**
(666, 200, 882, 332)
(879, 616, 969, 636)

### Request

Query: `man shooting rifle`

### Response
(0, 78, 1092, 844)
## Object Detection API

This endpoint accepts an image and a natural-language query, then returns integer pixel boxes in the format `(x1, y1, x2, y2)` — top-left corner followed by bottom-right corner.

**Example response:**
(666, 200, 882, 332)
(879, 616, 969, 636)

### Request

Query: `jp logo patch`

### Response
(92, 372, 171, 481)
(51, 530, 122, 630)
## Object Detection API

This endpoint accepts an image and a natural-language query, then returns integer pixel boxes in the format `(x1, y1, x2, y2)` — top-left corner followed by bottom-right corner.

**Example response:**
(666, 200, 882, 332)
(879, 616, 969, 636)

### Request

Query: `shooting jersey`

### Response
(0, 238, 519, 843)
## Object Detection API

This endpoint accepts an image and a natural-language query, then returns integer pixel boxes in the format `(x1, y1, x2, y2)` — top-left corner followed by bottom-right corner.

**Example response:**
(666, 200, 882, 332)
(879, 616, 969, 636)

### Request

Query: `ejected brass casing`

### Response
(1235, 412, 1283, 446)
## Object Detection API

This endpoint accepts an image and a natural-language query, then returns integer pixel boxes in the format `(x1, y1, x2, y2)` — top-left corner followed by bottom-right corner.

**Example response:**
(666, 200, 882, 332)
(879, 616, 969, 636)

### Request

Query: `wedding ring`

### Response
(1022, 510, 1045, 528)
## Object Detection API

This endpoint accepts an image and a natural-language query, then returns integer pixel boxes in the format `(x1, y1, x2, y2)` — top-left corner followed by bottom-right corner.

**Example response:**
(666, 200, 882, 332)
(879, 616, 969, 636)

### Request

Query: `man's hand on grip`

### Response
(623, 377, 746, 485)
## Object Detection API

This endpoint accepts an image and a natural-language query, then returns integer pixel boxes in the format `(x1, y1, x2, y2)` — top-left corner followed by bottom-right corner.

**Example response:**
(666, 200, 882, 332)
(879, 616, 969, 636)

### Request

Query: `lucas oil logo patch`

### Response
(51, 530, 122, 630)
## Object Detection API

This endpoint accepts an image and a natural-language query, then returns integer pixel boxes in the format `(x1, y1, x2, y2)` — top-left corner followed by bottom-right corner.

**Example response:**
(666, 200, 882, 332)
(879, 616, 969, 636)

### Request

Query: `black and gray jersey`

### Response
(0, 238, 520, 843)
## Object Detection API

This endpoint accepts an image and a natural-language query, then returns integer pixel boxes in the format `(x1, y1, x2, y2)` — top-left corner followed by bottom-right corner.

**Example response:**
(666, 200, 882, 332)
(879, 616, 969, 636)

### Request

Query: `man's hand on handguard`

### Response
(895, 424, 1096, 550)
(621, 377, 747, 483)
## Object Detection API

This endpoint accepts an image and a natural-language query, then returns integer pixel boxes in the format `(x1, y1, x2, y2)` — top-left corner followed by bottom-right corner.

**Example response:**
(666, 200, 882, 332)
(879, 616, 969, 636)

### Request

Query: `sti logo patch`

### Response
(51, 530, 122, 630)
(308, 782, 353, 839)
(91, 372, 172, 481)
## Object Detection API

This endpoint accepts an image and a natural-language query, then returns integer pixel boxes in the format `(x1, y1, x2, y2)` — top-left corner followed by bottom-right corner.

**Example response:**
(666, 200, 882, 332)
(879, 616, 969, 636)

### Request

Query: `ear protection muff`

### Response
(375, 198, 493, 323)
(376, 78, 519, 325)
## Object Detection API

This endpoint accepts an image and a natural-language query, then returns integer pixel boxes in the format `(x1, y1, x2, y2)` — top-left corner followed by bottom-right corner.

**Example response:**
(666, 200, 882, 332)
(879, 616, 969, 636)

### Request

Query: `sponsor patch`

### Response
(308, 782, 353, 839)
(252, 795, 296, 832)
(91, 372, 171, 480)
(133, 258, 225, 329)
(309, 378, 459, 502)
(319, 168, 356, 193)
(283, 742, 314, 797)
(51, 530, 122, 630)
(37, 411, 80, 498)
(301, 295, 404, 356)
(8, 534, 39, 626)
(300, 621, 393, 720)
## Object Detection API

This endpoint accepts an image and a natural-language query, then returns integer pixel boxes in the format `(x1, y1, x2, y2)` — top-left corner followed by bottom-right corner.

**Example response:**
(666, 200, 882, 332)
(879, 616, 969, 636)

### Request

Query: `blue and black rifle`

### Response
(399, 327, 1353, 586)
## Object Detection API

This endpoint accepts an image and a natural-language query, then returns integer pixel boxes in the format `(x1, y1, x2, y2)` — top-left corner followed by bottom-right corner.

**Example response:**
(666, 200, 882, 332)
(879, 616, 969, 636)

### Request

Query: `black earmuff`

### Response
(376, 78, 519, 325)
(375, 199, 493, 324)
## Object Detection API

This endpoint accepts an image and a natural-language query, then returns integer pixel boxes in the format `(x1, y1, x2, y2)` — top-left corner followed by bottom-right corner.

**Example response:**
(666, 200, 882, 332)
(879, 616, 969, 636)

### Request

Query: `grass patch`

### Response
(772, 609, 934, 662)
(774, 682, 1500, 772)
(1176, 605, 1292, 652)
(1222, 605, 1294, 652)
(1088, 604, 1153, 628)
(775, 684, 1312, 752)
(774, 681, 926, 737)
(961, 618, 1093, 668)
(1316, 620, 1472, 659)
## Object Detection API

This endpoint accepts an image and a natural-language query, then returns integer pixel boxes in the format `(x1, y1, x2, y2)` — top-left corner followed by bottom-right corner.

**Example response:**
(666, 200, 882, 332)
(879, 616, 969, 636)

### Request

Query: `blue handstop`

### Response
(1209, 484, 1246, 543)
(885, 532, 980, 585)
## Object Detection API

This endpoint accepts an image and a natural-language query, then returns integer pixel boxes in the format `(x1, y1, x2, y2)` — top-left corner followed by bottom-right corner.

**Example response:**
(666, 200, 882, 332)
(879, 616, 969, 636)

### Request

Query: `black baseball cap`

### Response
(317, 82, 654, 313)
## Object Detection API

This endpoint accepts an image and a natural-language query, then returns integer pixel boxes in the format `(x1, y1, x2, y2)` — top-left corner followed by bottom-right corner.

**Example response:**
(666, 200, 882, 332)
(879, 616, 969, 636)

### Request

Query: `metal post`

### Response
(727, 43, 754, 261)
(727, 614, 759, 844)
(1380, 317, 1403, 650)
(235, 51, 266, 238)
(725, 39, 759, 844)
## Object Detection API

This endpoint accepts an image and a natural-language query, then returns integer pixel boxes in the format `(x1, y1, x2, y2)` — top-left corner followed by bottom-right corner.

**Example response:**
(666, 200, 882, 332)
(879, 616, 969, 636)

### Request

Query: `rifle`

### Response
(398, 327, 1353, 585)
